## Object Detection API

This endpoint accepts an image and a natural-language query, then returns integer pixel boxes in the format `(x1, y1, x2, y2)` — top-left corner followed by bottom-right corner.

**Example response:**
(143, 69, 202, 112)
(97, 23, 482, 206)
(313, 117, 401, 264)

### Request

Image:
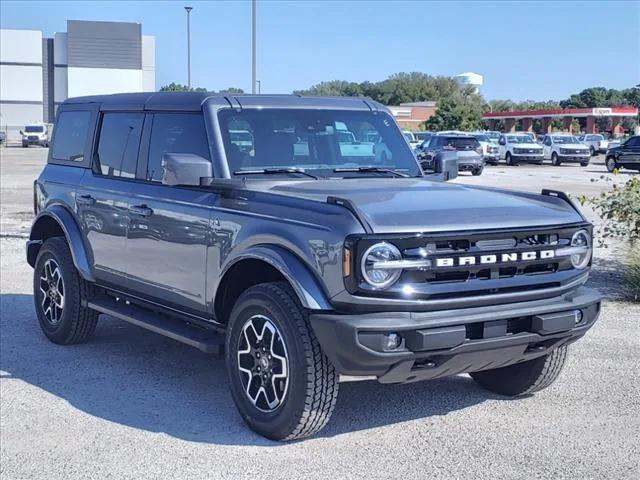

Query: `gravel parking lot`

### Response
(1, 147, 639, 479)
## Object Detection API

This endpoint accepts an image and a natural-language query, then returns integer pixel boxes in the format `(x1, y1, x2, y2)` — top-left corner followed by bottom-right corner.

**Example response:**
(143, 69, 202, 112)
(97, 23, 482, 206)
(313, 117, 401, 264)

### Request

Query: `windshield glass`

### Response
(473, 134, 489, 142)
(415, 132, 430, 141)
(443, 137, 480, 150)
(506, 135, 534, 143)
(403, 132, 415, 142)
(25, 126, 44, 133)
(553, 136, 580, 144)
(219, 109, 421, 177)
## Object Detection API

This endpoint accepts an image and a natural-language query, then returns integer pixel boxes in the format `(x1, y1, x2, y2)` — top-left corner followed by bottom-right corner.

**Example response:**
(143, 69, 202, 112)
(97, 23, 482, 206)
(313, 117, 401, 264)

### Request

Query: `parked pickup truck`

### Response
(28, 92, 601, 441)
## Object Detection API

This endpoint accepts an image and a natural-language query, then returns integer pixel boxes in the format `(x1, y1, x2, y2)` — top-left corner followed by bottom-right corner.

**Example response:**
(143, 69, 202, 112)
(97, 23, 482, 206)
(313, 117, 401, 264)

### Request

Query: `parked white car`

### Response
(402, 131, 421, 150)
(471, 132, 500, 165)
(21, 123, 50, 147)
(498, 133, 544, 165)
(577, 134, 609, 156)
(542, 134, 590, 166)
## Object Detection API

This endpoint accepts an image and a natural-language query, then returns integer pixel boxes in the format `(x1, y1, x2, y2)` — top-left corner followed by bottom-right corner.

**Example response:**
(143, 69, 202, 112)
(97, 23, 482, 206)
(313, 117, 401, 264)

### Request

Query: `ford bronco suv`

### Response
(27, 92, 601, 440)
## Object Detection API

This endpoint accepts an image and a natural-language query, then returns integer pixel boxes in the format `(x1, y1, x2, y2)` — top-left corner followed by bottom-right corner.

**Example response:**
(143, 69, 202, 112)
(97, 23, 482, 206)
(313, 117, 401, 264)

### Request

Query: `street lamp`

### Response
(185, 6, 193, 89)
(256, 80, 261, 95)
(252, 0, 257, 94)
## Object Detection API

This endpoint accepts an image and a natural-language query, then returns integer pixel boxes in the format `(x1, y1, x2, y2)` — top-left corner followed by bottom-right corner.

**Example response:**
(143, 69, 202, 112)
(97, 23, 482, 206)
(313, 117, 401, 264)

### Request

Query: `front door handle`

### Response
(128, 204, 154, 217)
(76, 194, 95, 206)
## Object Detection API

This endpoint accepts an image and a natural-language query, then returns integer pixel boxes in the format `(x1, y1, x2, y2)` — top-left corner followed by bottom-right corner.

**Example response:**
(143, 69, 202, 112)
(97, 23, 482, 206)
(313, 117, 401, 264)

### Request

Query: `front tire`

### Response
(33, 237, 99, 344)
(590, 146, 595, 157)
(225, 282, 339, 441)
(606, 156, 617, 172)
(472, 166, 484, 176)
(470, 346, 568, 396)
(551, 153, 561, 166)
(505, 152, 516, 166)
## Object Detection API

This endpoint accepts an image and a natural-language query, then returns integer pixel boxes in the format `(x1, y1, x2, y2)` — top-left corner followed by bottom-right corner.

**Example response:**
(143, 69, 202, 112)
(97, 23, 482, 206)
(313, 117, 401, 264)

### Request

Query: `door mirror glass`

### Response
(161, 153, 213, 186)
(499, 137, 506, 145)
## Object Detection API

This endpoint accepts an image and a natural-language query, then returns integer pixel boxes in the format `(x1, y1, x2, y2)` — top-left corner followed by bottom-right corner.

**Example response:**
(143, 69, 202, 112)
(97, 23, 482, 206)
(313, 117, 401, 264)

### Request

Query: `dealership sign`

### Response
(592, 108, 613, 116)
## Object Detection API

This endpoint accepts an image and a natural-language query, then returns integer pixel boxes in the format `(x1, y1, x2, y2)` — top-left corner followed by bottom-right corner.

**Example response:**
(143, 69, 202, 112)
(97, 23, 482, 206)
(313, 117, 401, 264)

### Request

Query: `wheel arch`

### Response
(28, 205, 94, 282)
(214, 245, 333, 325)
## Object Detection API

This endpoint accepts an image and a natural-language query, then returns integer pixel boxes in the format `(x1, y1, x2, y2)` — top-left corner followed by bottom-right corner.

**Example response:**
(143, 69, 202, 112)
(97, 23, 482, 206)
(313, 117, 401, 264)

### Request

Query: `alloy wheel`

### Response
(39, 259, 65, 325)
(237, 314, 289, 413)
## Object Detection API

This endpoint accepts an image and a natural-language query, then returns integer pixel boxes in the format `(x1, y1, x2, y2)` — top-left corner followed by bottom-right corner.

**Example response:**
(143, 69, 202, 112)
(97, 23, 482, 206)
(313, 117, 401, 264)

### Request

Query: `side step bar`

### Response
(87, 297, 224, 354)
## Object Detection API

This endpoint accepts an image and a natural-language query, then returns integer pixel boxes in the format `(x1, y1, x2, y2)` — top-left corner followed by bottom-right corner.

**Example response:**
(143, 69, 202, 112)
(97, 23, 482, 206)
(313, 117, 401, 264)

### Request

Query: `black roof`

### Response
(63, 92, 385, 112)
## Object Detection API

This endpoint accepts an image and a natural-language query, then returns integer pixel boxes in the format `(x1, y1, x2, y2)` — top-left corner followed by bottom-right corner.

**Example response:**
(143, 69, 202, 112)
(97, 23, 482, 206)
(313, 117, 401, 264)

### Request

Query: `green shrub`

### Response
(627, 245, 640, 301)
(588, 177, 640, 246)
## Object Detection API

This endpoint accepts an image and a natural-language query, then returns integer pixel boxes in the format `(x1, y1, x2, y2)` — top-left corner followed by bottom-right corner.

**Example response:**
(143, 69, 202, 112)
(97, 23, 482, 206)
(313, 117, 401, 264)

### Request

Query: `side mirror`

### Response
(161, 153, 213, 186)
(499, 139, 506, 145)
(19, 130, 24, 135)
(433, 151, 458, 181)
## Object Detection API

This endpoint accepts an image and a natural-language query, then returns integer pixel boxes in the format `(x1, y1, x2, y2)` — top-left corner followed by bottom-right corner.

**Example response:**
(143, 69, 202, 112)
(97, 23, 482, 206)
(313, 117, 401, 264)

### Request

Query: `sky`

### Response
(1, 0, 638, 101)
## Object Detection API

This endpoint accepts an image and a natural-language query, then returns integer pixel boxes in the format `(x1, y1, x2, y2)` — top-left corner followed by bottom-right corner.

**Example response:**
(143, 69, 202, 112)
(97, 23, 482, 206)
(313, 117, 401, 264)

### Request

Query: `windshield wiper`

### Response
(333, 167, 411, 178)
(234, 168, 320, 179)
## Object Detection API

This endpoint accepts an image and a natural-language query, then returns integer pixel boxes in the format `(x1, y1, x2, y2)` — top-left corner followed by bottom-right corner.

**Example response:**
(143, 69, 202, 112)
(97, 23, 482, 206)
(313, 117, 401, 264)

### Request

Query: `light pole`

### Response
(256, 80, 261, 94)
(185, 6, 193, 89)
(252, 0, 256, 94)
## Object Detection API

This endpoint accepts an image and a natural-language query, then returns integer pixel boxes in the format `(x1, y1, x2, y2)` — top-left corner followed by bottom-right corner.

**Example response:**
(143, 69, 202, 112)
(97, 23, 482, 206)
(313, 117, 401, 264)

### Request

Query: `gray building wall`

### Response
(67, 20, 142, 69)
(42, 38, 55, 124)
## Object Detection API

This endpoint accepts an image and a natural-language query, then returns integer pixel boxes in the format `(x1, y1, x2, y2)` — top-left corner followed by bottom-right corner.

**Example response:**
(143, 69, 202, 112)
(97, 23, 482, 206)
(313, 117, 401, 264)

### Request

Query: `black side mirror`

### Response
(433, 151, 458, 181)
(161, 153, 213, 186)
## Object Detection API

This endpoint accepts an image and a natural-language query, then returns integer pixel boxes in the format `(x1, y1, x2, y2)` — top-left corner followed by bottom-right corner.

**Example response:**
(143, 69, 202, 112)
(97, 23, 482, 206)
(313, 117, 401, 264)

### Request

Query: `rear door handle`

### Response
(76, 194, 95, 206)
(128, 204, 154, 217)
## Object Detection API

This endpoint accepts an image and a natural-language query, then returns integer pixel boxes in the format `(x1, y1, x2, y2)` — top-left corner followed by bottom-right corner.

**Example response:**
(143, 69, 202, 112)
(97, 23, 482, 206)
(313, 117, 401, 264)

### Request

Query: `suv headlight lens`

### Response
(569, 229, 591, 269)
(361, 242, 402, 289)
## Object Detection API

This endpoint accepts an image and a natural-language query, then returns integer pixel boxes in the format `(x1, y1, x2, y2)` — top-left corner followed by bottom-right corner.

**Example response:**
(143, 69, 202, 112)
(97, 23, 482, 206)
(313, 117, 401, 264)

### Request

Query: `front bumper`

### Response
(310, 287, 601, 383)
(512, 154, 544, 162)
(559, 154, 590, 163)
(484, 154, 500, 162)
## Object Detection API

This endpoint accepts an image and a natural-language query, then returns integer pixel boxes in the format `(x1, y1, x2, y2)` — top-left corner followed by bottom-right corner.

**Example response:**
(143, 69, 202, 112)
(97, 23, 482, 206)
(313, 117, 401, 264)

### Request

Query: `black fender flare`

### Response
(219, 245, 333, 311)
(27, 205, 95, 282)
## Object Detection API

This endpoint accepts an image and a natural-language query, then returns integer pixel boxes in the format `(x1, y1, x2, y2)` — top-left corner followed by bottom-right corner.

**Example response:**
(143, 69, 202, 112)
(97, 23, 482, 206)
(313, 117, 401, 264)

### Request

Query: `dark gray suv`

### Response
(27, 92, 601, 440)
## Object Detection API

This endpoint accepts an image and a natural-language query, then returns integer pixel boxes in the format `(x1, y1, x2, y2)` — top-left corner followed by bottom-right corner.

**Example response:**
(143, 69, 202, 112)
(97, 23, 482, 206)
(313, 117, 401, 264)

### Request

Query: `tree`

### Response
(159, 83, 244, 94)
(424, 94, 484, 131)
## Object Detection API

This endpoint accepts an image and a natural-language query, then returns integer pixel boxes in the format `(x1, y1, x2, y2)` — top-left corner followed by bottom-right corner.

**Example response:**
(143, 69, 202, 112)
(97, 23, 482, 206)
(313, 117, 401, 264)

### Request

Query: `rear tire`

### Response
(225, 282, 339, 441)
(33, 237, 99, 344)
(551, 153, 561, 166)
(606, 156, 617, 172)
(470, 346, 568, 396)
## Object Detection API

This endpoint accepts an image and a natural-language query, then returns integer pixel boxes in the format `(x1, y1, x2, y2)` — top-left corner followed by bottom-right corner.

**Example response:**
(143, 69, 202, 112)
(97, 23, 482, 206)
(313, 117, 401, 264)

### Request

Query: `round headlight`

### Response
(361, 242, 402, 289)
(570, 229, 591, 269)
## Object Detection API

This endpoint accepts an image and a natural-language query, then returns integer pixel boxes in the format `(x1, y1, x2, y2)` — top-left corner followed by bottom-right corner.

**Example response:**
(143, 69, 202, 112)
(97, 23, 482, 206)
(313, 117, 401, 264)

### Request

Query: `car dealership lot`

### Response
(1, 147, 639, 479)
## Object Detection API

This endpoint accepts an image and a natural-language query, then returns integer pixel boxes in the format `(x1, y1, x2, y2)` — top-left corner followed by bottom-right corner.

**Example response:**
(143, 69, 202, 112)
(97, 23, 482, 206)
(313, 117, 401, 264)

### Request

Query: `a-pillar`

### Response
(504, 118, 516, 132)
(541, 117, 552, 133)
(585, 116, 596, 134)
(563, 117, 573, 133)
(522, 117, 533, 132)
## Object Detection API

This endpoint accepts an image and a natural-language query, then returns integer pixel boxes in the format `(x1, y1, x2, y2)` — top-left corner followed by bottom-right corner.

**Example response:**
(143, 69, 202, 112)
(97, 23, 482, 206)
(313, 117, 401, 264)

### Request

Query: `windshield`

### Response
(473, 134, 489, 142)
(219, 109, 421, 177)
(442, 137, 480, 150)
(25, 126, 44, 133)
(553, 136, 580, 144)
(415, 132, 430, 141)
(588, 135, 604, 141)
(506, 135, 535, 144)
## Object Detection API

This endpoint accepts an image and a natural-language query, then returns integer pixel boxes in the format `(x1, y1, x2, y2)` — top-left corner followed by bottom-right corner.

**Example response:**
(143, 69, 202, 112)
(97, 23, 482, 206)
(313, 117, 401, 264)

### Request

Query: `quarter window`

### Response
(147, 113, 210, 182)
(96, 113, 144, 178)
(51, 111, 91, 162)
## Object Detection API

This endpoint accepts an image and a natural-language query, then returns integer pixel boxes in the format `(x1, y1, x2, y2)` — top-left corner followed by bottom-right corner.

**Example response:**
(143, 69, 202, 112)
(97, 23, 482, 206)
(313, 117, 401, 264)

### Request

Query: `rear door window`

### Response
(146, 113, 210, 182)
(51, 111, 92, 162)
(95, 113, 144, 178)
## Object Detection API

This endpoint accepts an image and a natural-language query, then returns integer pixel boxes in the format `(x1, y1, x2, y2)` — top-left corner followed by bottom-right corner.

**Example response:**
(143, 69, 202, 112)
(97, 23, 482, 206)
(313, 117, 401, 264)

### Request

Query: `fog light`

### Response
(384, 332, 402, 351)
(574, 310, 583, 325)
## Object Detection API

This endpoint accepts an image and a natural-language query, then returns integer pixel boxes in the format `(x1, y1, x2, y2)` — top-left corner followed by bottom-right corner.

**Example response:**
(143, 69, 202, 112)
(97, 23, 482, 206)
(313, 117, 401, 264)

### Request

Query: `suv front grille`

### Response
(350, 225, 589, 300)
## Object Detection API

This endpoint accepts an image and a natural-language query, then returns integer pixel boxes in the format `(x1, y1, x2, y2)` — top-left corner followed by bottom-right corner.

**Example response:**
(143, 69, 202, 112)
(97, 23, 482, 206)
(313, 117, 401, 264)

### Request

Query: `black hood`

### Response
(249, 178, 585, 234)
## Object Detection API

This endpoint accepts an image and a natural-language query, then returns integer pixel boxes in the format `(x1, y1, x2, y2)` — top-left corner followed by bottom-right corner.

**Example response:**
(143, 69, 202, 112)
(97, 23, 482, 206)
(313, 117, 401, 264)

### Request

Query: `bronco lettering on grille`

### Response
(435, 249, 555, 268)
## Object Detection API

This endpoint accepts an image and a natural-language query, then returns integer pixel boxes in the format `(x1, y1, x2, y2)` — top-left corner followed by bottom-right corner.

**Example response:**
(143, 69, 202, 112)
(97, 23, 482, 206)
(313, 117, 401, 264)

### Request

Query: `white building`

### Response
(1, 20, 155, 136)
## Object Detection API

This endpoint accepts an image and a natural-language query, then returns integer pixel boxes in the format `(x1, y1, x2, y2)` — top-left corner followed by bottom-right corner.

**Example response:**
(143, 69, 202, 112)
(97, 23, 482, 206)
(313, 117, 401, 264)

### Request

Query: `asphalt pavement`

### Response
(1, 146, 639, 479)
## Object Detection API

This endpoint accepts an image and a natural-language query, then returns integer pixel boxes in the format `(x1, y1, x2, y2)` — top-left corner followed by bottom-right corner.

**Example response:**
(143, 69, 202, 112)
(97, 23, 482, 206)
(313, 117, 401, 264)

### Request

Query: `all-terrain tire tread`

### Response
(256, 282, 338, 440)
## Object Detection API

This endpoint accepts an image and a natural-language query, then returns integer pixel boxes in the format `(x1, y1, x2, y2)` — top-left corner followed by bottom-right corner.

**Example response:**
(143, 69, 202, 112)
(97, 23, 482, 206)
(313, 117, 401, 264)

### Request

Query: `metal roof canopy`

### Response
(483, 106, 638, 120)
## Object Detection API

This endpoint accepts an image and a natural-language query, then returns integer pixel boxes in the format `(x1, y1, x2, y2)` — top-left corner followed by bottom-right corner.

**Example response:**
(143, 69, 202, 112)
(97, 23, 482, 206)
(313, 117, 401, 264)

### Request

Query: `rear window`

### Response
(443, 137, 480, 150)
(51, 111, 91, 162)
(25, 126, 44, 133)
